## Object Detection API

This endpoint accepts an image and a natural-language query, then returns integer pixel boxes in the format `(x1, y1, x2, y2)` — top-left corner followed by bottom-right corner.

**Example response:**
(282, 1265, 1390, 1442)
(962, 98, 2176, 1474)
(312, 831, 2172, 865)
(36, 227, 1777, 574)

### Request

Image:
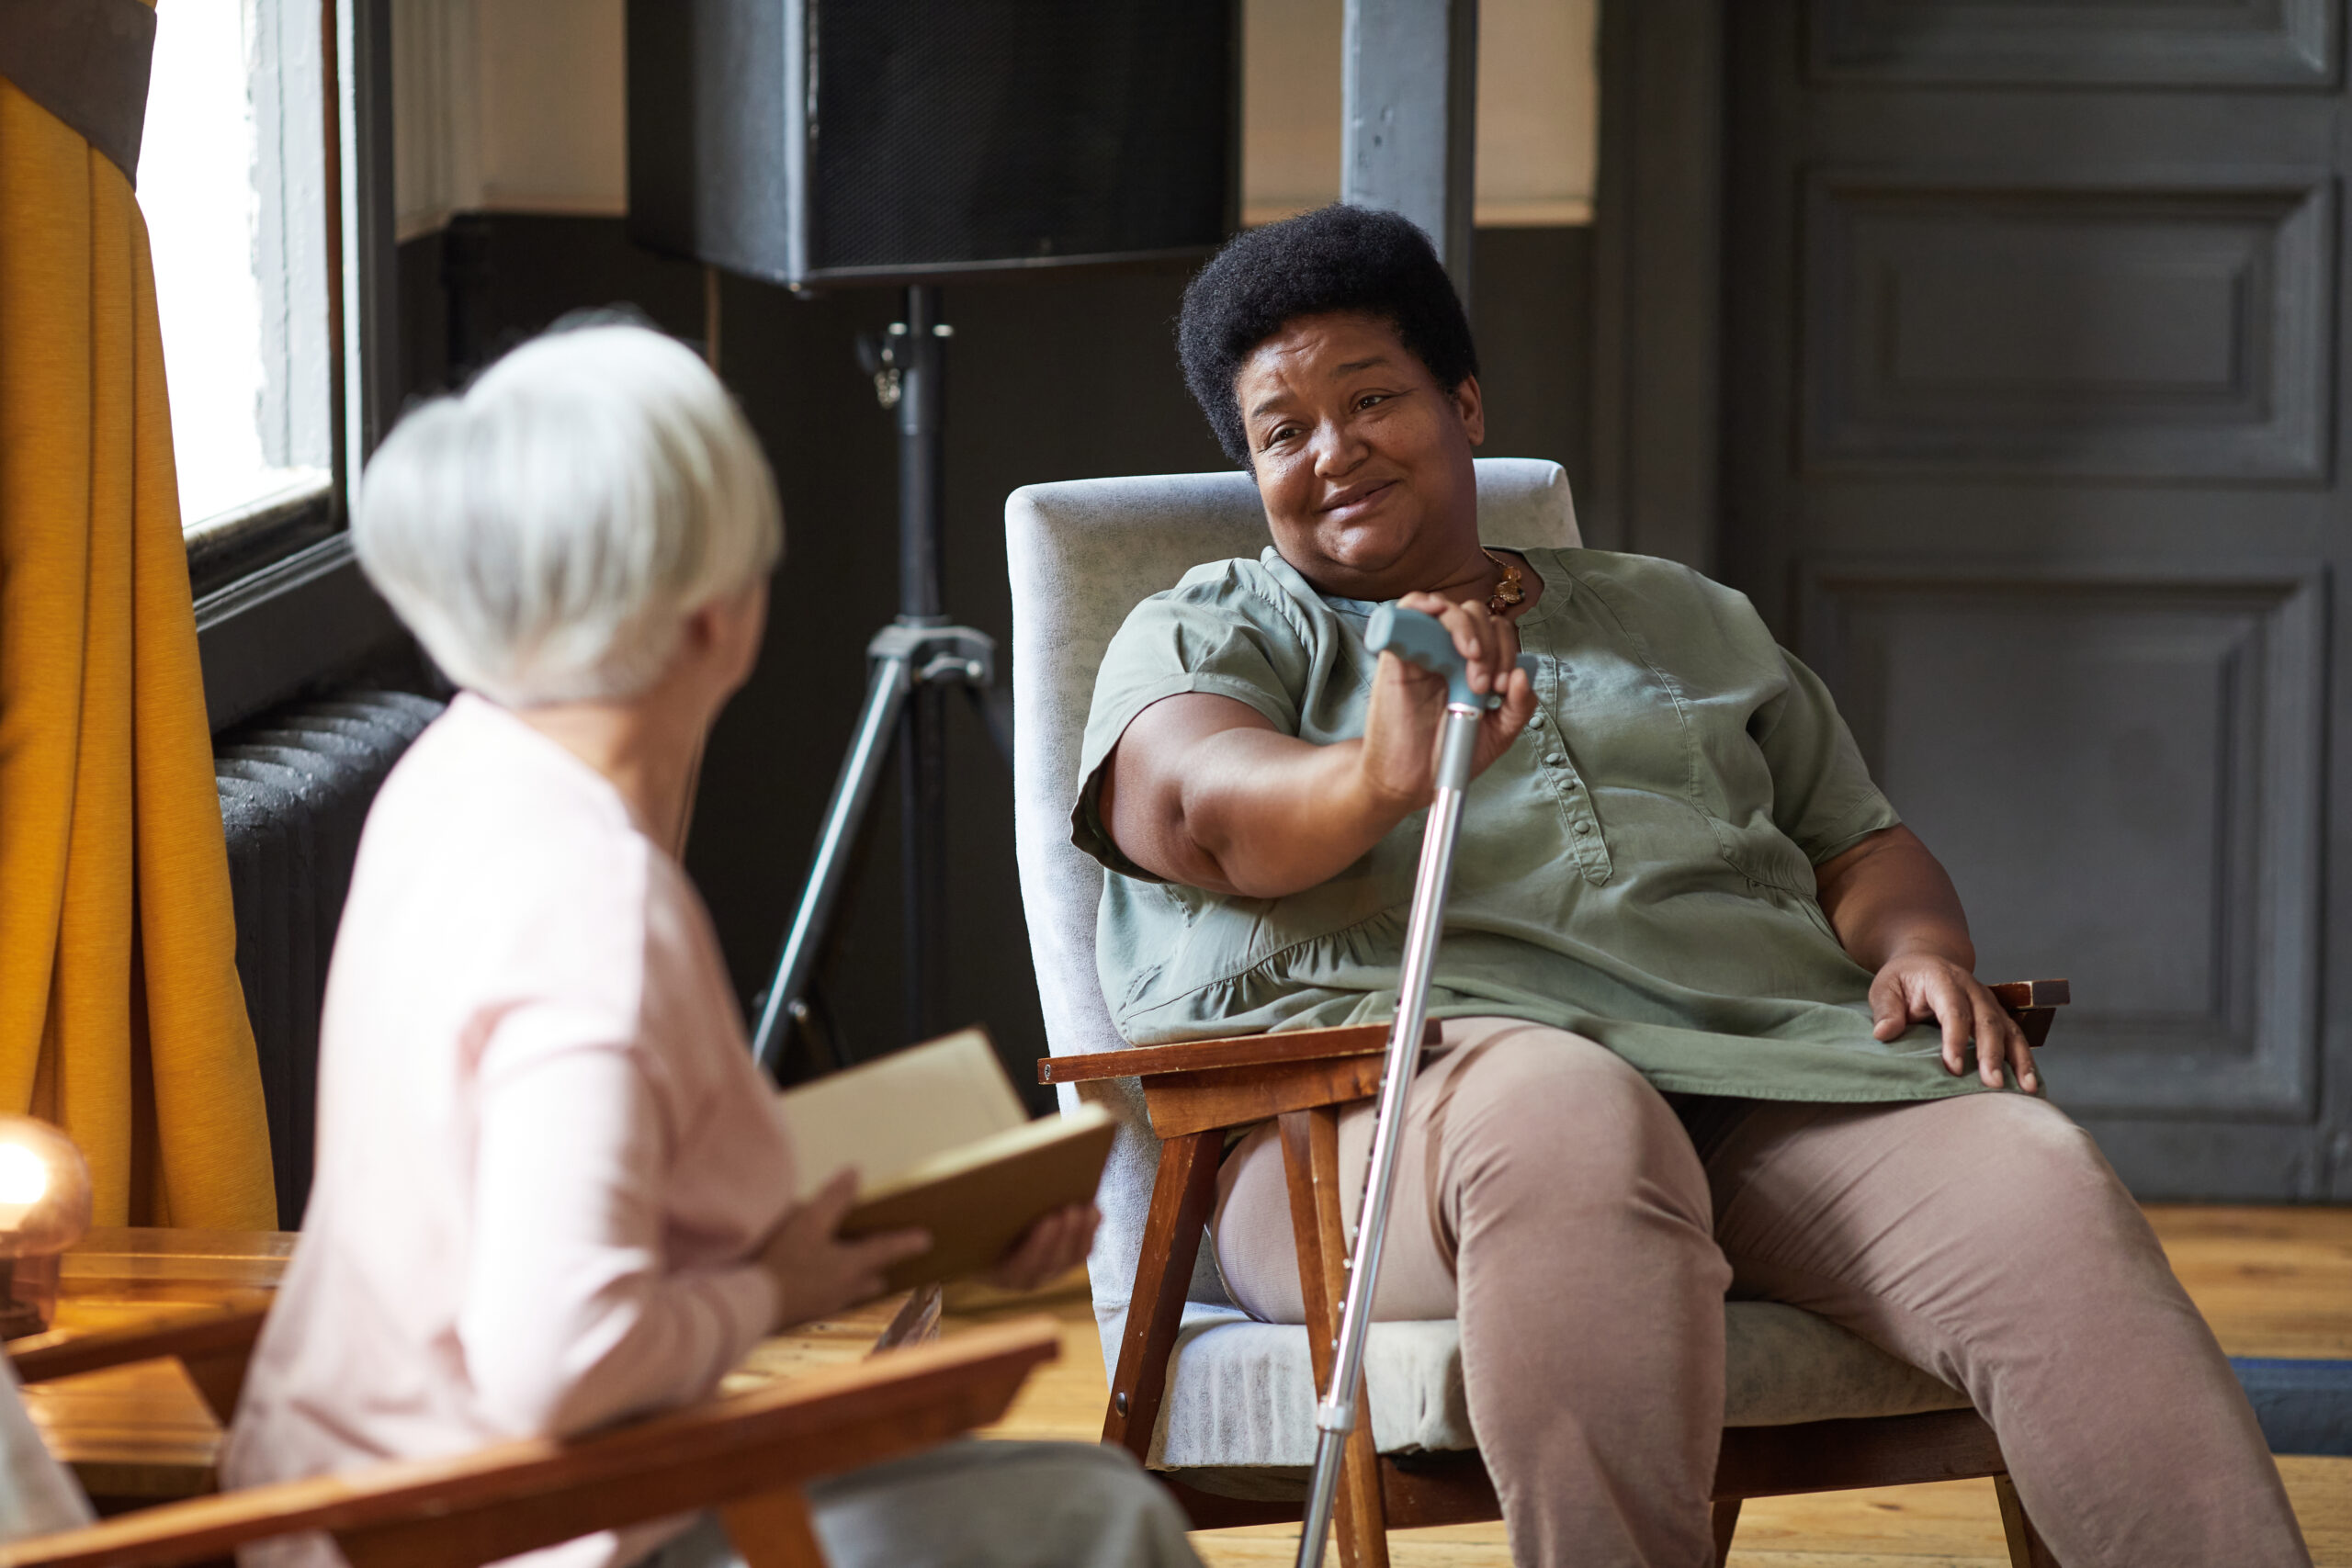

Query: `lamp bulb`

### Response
(0, 1146, 48, 1207)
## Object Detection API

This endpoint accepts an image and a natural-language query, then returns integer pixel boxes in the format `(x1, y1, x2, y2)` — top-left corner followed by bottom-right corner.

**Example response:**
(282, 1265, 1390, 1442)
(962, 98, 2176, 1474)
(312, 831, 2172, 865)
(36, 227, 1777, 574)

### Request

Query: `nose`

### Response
(1309, 414, 1367, 479)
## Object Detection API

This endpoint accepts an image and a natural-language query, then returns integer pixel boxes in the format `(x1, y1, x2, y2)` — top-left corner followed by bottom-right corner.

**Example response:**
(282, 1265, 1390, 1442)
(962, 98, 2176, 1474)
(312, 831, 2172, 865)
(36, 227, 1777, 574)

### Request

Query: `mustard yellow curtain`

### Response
(0, 62, 276, 1227)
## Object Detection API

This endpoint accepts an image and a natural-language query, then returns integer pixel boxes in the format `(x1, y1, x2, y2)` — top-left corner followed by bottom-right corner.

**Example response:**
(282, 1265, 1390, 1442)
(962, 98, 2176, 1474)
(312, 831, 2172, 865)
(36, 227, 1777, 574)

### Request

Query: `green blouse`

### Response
(1071, 546, 2007, 1105)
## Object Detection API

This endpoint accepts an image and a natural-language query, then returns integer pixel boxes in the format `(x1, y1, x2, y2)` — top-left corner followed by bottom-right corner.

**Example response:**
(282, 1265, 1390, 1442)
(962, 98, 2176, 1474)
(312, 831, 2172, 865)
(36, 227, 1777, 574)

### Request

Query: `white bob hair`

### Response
(354, 322, 783, 707)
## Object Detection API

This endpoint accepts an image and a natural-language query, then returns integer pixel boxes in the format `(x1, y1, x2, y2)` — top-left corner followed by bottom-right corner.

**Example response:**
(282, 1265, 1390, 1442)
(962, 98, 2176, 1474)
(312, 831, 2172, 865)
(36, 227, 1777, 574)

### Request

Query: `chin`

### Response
(1313, 519, 1420, 581)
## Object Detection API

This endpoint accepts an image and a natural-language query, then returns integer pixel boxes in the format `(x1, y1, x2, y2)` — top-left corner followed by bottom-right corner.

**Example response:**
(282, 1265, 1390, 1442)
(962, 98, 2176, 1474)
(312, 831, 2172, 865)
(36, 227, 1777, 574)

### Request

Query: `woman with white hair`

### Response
(221, 322, 1200, 1568)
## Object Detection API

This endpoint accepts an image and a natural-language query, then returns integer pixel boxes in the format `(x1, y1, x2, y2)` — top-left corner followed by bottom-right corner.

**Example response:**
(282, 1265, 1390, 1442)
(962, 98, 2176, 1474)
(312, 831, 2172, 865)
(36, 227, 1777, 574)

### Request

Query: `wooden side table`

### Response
(14, 1228, 292, 1507)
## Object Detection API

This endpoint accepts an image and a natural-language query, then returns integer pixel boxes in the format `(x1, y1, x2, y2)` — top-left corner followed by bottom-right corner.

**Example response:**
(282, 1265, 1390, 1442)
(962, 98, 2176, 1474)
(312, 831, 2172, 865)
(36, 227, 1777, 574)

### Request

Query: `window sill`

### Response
(185, 472, 338, 601)
(194, 525, 407, 734)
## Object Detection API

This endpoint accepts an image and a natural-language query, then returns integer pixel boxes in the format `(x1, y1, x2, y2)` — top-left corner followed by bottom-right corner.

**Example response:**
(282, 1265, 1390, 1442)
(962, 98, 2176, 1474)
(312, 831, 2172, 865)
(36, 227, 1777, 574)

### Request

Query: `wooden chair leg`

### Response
(1711, 1497, 1741, 1565)
(1104, 1128, 1222, 1461)
(1280, 1108, 1390, 1568)
(1995, 1473, 2061, 1568)
(722, 1484, 831, 1568)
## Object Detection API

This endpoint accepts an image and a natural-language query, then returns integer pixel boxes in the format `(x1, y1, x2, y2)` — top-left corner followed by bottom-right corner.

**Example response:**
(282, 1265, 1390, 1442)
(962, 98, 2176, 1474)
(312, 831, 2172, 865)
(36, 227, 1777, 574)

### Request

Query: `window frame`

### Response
(192, 0, 405, 734)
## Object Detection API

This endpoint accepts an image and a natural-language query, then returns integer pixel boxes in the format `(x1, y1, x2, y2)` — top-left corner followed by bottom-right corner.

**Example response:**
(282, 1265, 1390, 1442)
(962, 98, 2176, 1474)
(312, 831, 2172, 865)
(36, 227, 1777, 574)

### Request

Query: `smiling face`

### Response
(1234, 310, 1485, 600)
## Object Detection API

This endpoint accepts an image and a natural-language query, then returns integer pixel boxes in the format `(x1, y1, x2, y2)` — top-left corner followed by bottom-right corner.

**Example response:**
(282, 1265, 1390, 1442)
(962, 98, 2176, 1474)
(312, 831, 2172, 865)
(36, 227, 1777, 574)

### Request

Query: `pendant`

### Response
(1487, 561, 1525, 616)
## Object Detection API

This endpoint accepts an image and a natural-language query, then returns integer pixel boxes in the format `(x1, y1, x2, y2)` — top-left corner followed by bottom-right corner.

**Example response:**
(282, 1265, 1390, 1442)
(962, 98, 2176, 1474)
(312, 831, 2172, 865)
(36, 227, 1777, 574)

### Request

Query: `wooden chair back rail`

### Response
(10, 1307, 270, 1426)
(0, 1319, 1061, 1568)
(1086, 983, 2071, 1568)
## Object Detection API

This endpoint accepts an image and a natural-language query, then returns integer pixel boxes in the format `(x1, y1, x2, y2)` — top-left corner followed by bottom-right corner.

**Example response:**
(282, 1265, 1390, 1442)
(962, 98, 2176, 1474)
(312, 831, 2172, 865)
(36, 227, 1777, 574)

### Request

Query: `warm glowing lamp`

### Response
(0, 1119, 92, 1339)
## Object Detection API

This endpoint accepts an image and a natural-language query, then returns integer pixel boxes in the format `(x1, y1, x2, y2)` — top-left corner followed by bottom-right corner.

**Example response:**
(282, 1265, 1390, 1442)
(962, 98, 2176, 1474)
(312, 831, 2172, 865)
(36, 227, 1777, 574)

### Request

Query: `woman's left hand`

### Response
(1869, 949, 2039, 1092)
(984, 1203, 1100, 1292)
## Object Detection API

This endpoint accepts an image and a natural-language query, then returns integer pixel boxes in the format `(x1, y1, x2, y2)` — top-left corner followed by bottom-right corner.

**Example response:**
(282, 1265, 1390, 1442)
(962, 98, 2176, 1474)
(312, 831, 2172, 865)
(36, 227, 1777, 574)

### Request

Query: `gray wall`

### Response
(395, 217, 1591, 1102)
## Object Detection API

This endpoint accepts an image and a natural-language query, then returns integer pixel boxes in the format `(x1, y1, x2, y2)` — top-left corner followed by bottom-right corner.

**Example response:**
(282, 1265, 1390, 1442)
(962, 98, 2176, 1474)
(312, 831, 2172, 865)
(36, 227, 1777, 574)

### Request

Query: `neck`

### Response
(1424, 546, 1498, 604)
(513, 696, 710, 856)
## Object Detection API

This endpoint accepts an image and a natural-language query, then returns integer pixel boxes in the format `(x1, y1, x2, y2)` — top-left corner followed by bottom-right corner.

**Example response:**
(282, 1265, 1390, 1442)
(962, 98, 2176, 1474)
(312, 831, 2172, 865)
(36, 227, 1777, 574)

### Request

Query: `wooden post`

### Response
(1280, 1109, 1389, 1568)
(1102, 1130, 1221, 1461)
(721, 1485, 831, 1568)
(1994, 1474, 2062, 1568)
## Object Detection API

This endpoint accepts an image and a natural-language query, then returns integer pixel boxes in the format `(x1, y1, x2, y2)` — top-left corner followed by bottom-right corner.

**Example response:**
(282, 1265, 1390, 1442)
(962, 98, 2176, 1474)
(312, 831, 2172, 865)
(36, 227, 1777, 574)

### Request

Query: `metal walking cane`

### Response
(1295, 603, 1538, 1568)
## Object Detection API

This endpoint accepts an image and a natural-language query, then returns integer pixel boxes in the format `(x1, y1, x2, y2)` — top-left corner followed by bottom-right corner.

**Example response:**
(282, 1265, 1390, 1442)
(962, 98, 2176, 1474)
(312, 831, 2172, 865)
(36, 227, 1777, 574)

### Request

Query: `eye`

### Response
(1261, 423, 1304, 450)
(1355, 392, 1390, 412)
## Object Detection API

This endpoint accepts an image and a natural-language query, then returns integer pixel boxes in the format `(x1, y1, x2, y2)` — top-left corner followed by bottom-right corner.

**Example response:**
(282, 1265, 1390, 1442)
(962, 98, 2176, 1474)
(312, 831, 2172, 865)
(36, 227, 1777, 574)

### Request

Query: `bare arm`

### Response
(1815, 825, 2035, 1090)
(1098, 592, 1536, 899)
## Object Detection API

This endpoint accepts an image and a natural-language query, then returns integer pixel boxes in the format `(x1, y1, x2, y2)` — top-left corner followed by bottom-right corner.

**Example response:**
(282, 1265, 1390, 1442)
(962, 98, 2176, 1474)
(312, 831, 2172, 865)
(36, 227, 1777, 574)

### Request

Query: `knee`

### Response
(1927, 1094, 2170, 1292)
(1951, 1094, 2135, 1226)
(1440, 1032, 1709, 1231)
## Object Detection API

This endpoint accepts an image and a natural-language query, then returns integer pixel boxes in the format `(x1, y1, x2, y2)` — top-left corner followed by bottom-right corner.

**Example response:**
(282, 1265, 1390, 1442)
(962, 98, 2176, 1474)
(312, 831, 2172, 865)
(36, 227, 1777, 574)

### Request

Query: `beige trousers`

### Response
(1212, 1017, 2311, 1568)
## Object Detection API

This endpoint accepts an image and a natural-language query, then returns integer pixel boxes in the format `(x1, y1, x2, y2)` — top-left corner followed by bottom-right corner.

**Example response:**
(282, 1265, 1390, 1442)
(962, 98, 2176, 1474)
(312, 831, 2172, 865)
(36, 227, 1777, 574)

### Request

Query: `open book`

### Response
(776, 1028, 1115, 1292)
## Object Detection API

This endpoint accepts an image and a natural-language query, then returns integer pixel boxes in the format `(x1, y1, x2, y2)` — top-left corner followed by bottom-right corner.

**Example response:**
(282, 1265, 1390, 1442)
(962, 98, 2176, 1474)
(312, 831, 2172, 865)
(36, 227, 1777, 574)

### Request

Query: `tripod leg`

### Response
(901, 682, 949, 1043)
(752, 651, 912, 1076)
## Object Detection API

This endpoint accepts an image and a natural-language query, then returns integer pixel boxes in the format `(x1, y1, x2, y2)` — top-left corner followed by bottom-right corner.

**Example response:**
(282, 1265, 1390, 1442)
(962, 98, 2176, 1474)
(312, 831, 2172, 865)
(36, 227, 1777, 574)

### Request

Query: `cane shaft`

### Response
(1295, 704, 1481, 1568)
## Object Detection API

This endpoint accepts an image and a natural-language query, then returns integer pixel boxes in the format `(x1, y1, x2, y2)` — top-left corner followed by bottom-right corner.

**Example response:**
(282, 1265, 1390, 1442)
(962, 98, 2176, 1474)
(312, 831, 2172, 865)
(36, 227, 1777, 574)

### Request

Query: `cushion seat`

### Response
(1152, 1300, 1965, 1475)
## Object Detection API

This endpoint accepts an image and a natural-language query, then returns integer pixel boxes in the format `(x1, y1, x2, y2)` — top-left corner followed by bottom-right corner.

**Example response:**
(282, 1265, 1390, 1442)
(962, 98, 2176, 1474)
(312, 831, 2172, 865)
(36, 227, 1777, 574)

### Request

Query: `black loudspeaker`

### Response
(627, 0, 1239, 287)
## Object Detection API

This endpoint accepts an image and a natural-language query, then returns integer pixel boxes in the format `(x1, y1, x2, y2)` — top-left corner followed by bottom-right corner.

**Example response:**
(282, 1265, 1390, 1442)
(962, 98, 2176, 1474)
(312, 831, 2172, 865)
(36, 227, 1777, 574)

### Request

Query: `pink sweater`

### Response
(223, 694, 796, 1568)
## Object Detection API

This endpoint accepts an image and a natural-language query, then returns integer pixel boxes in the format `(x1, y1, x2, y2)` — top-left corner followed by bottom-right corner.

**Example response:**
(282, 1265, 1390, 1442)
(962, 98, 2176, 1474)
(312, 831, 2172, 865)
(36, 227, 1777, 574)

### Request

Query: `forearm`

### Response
(1815, 826, 1976, 973)
(464, 1043, 775, 1437)
(1170, 728, 1415, 897)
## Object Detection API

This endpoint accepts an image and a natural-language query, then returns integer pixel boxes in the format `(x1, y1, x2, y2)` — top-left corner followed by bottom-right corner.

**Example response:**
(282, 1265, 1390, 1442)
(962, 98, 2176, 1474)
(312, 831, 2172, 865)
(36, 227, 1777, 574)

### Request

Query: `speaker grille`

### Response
(807, 0, 1234, 275)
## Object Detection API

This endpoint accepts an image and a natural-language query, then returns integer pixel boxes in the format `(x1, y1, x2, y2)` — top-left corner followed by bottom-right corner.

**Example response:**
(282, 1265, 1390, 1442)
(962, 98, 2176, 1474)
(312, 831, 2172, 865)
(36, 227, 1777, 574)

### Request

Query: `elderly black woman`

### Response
(1070, 206, 2307, 1568)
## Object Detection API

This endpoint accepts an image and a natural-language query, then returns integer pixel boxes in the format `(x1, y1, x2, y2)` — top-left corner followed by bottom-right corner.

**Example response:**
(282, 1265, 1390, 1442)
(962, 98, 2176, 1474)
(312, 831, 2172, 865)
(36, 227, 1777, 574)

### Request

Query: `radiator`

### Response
(215, 688, 447, 1224)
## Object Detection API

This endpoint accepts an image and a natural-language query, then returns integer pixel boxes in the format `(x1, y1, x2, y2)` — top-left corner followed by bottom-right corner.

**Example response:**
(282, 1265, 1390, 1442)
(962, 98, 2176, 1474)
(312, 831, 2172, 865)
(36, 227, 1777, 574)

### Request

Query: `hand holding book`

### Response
(773, 1029, 1117, 1299)
(756, 1167, 933, 1331)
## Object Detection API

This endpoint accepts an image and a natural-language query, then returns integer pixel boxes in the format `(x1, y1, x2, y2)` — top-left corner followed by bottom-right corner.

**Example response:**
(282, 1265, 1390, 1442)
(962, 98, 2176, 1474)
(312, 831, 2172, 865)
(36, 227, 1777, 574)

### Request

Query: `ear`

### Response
(679, 598, 727, 654)
(1451, 374, 1486, 448)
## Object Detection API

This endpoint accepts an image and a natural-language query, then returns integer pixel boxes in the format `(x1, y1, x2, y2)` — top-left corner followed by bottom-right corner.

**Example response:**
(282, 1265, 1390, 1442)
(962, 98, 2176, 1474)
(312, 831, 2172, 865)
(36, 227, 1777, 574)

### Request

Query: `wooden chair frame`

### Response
(1042, 981, 2072, 1568)
(0, 1307, 1056, 1568)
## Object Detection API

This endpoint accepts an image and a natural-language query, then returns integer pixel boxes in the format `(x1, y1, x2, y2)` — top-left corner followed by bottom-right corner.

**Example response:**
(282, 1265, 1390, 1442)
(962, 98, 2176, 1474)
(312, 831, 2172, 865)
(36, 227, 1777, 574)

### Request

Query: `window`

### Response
(139, 0, 337, 578)
(1242, 0, 1599, 228)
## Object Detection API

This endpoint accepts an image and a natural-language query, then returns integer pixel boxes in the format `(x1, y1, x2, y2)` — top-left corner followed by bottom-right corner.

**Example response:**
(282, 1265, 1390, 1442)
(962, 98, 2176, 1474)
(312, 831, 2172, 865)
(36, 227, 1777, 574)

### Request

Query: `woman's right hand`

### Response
(1356, 591, 1537, 808)
(757, 1168, 933, 1331)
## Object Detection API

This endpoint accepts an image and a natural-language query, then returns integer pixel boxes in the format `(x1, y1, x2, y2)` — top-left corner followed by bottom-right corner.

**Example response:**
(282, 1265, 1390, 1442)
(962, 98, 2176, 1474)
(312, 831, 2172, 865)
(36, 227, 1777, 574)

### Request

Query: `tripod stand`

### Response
(750, 285, 1005, 1079)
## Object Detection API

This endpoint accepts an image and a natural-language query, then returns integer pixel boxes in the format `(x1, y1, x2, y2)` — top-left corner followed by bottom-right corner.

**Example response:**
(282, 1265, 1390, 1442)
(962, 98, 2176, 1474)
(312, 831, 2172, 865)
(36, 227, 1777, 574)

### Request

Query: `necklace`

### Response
(1481, 548, 1526, 616)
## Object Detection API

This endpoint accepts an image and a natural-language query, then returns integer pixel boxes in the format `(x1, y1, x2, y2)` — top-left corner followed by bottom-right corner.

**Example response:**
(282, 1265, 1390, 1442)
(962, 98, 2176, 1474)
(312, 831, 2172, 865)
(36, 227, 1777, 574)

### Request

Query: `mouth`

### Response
(1318, 479, 1397, 523)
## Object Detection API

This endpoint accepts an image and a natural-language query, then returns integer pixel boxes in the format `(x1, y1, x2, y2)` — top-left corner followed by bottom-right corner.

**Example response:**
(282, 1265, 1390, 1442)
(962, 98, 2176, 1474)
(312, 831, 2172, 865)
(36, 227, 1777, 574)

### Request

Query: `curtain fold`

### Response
(0, 52, 277, 1227)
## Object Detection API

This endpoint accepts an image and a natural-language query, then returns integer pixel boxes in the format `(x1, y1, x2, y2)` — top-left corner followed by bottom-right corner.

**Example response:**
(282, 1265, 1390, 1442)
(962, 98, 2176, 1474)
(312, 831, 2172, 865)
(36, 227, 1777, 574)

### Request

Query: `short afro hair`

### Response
(1177, 204, 1479, 467)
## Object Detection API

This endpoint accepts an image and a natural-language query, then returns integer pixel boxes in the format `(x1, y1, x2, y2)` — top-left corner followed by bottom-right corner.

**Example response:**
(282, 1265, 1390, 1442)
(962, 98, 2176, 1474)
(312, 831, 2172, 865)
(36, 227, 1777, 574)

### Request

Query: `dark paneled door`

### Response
(1719, 1, 2351, 1198)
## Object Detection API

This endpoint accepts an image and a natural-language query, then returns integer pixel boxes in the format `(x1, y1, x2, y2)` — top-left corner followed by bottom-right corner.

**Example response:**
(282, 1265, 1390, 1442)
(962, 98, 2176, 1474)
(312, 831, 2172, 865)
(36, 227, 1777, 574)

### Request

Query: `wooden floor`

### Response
(769, 1204, 2352, 1565)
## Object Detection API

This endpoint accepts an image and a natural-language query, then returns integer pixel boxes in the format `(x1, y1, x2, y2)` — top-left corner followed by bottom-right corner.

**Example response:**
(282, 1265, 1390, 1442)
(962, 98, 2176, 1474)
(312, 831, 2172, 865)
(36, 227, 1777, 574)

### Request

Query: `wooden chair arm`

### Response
(1988, 979, 2068, 1053)
(1043, 983, 2068, 1092)
(0, 1318, 1061, 1568)
(10, 1306, 270, 1426)
(1988, 979, 2068, 1012)
(1036, 1021, 1438, 1087)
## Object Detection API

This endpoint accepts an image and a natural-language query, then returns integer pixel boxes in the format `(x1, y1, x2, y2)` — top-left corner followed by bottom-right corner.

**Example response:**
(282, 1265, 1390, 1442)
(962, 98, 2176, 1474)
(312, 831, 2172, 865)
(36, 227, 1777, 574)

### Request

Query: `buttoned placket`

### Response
(1528, 657, 1612, 885)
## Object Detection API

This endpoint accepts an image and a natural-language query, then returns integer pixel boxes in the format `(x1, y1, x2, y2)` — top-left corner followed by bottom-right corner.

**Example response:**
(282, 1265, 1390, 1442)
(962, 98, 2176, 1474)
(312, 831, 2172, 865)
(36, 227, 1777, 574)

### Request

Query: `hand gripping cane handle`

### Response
(1366, 602, 1541, 722)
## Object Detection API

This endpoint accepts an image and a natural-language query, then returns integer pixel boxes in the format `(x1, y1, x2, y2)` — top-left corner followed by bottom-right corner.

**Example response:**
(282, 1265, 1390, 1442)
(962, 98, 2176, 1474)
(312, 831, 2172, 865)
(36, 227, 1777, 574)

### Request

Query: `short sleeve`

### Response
(1749, 646, 1902, 863)
(1069, 564, 1314, 880)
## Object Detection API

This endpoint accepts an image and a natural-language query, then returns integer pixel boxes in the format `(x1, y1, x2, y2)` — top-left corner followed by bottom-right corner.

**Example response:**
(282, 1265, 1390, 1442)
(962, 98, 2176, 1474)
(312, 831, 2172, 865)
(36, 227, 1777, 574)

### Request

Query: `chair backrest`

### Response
(1004, 459, 1580, 1370)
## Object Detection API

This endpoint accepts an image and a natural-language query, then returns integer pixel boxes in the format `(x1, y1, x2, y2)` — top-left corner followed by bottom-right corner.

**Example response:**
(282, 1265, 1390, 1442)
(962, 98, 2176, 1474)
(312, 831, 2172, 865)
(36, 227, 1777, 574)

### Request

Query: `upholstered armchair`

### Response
(1005, 460, 2069, 1568)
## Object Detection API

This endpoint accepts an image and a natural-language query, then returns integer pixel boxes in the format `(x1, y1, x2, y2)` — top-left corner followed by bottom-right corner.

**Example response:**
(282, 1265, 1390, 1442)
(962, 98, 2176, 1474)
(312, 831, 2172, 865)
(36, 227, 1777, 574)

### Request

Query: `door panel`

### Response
(1810, 0, 2337, 88)
(1800, 560, 2324, 1118)
(1803, 171, 2334, 479)
(1721, 0, 2352, 1196)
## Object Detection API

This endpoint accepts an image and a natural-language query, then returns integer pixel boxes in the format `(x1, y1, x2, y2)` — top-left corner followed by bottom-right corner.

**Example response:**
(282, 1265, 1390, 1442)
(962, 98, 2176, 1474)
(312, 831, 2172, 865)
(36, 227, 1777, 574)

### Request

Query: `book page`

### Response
(776, 1028, 1030, 1201)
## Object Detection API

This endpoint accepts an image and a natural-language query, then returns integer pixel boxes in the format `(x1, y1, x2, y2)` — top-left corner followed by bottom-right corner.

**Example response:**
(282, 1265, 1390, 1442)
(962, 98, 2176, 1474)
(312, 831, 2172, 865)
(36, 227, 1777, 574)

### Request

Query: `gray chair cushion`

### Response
(1151, 1301, 1965, 1472)
(1002, 460, 1967, 1473)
